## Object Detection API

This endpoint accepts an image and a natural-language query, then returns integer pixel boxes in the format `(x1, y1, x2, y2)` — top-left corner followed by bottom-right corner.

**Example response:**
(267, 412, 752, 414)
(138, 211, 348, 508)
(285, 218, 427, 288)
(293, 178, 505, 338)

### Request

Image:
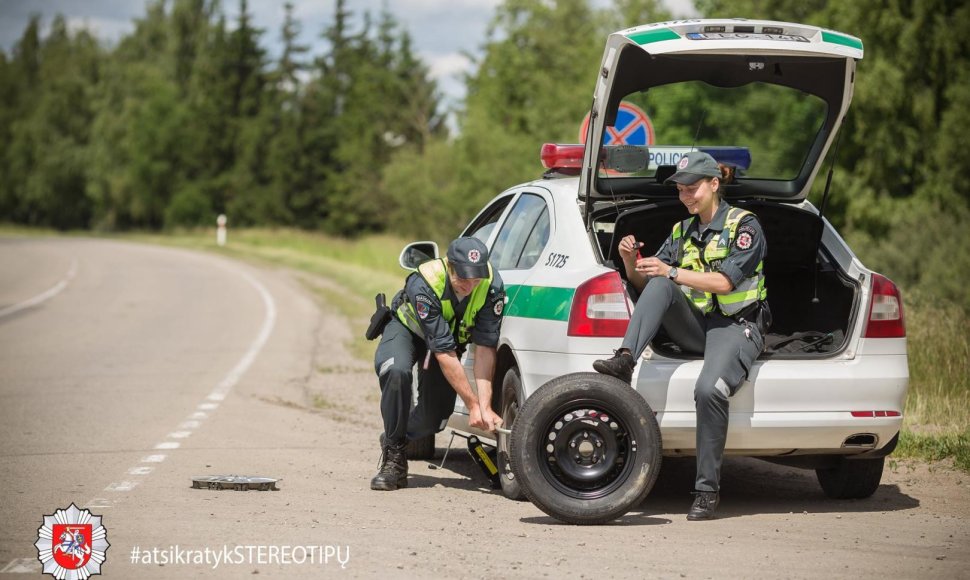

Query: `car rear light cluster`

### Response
(850, 411, 901, 418)
(567, 272, 631, 337)
(863, 273, 905, 338)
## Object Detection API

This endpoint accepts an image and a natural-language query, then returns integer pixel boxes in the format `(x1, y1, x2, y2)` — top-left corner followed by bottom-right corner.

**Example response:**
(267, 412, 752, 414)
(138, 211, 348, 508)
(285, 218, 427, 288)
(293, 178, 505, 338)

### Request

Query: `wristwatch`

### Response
(667, 266, 679, 280)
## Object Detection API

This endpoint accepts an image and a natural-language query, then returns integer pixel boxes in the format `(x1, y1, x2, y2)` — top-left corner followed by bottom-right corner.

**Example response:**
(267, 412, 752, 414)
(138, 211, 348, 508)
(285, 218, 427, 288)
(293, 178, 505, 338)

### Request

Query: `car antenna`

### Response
(690, 109, 707, 152)
(811, 117, 845, 304)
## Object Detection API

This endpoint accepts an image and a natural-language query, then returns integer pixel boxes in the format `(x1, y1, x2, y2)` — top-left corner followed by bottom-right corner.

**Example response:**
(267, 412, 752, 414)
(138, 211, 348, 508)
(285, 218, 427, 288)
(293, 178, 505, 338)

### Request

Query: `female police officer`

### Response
(593, 151, 769, 520)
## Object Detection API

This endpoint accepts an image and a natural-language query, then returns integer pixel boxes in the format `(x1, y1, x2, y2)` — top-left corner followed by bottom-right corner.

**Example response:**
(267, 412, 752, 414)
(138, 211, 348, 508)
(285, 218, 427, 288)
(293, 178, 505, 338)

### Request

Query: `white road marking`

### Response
(82, 263, 278, 510)
(0, 258, 77, 320)
(104, 481, 138, 492)
(205, 270, 277, 401)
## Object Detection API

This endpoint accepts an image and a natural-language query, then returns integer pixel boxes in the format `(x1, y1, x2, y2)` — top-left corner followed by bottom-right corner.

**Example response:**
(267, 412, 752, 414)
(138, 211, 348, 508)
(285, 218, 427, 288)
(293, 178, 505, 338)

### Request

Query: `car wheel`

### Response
(498, 367, 526, 501)
(406, 434, 435, 460)
(509, 372, 662, 525)
(815, 456, 885, 499)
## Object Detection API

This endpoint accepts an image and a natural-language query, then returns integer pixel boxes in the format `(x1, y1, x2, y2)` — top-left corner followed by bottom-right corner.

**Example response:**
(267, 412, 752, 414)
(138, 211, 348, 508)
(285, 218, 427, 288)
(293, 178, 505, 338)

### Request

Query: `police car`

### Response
(401, 19, 908, 523)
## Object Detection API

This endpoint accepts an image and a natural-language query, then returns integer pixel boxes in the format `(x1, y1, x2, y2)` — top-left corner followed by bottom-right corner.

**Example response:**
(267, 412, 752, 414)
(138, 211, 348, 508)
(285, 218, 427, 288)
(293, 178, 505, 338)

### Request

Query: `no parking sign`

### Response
(580, 102, 655, 146)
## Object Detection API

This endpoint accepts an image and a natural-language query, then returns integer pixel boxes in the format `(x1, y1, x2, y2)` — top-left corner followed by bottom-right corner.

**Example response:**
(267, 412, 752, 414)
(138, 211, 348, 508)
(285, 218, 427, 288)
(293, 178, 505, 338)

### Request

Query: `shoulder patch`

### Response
(415, 294, 435, 319)
(735, 224, 756, 250)
(493, 300, 504, 316)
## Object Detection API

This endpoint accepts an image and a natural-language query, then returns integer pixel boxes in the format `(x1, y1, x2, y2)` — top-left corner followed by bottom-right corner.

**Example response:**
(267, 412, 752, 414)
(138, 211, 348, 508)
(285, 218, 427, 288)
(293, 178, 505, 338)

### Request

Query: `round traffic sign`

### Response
(580, 102, 655, 146)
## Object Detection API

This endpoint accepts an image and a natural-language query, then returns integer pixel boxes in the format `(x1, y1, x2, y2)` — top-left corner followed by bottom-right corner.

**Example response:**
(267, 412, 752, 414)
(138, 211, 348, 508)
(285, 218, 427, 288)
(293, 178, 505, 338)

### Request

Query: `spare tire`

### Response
(510, 372, 661, 525)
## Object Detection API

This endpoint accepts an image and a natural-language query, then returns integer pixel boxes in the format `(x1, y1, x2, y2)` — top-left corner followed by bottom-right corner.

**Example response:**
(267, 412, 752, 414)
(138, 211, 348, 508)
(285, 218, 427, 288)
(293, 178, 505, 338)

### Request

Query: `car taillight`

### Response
(863, 273, 905, 338)
(540, 143, 585, 170)
(567, 271, 631, 337)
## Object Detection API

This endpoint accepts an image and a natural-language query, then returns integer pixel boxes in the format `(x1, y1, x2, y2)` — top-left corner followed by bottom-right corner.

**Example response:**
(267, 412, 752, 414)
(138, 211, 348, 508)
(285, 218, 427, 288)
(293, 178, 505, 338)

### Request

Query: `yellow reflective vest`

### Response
(671, 207, 767, 316)
(395, 258, 493, 345)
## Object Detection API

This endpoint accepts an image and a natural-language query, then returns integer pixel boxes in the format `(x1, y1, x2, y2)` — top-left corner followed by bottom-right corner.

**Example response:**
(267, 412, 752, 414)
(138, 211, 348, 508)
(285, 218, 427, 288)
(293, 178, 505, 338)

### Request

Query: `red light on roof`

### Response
(540, 143, 585, 170)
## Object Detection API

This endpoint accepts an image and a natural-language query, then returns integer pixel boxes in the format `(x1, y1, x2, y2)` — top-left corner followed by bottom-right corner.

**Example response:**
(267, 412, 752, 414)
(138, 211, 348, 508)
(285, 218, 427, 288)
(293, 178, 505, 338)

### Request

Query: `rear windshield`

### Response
(596, 81, 827, 182)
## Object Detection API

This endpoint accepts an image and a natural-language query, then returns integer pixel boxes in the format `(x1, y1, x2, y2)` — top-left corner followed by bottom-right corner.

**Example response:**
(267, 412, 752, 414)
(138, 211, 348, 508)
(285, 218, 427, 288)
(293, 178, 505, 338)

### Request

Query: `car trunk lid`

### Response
(580, 19, 863, 204)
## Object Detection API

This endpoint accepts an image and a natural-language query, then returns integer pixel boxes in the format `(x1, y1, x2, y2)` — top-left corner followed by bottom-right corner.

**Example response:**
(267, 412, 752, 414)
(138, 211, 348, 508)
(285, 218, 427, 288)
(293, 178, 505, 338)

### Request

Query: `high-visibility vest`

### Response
(672, 207, 766, 316)
(395, 258, 493, 345)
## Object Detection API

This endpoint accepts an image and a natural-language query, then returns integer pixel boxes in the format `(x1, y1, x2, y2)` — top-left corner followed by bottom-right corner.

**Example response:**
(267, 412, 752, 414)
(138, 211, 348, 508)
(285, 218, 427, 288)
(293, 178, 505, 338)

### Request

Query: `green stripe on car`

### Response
(821, 30, 863, 50)
(505, 285, 574, 321)
(626, 28, 679, 45)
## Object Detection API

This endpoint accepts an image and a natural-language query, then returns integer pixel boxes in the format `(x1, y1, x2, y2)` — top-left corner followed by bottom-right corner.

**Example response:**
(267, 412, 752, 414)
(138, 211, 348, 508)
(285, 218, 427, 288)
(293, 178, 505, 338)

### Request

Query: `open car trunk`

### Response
(595, 200, 860, 358)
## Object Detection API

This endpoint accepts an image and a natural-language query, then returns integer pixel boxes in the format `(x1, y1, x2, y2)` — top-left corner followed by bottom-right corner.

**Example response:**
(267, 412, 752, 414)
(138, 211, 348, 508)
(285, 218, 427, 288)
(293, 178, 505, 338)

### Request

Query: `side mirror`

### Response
(399, 241, 439, 271)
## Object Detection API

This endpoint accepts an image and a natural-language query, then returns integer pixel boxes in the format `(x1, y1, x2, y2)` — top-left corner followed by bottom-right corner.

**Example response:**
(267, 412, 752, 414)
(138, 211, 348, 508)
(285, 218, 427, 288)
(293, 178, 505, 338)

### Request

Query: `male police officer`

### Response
(371, 237, 505, 491)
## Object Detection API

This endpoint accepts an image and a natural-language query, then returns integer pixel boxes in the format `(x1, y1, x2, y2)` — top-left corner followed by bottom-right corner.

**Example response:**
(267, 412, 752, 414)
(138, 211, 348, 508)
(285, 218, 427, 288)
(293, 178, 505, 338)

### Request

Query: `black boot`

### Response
(593, 350, 636, 384)
(371, 436, 408, 491)
(687, 491, 719, 520)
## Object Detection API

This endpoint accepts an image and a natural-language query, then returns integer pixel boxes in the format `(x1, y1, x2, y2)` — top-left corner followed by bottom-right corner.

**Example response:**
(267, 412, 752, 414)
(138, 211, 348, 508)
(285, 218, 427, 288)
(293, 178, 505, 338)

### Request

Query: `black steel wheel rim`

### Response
(535, 397, 638, 500)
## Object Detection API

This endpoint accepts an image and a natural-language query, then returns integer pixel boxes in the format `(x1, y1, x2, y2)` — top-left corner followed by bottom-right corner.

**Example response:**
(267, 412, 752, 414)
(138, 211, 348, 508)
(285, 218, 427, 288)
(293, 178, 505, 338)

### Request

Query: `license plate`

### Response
(686, 32, 809, 42)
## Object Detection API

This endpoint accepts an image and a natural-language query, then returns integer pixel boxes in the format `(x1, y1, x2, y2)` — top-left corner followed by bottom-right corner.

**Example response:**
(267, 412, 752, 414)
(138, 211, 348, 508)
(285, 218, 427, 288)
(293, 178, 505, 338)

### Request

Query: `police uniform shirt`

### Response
(403, 269, 506, 353)
(654, 202, 766, 288)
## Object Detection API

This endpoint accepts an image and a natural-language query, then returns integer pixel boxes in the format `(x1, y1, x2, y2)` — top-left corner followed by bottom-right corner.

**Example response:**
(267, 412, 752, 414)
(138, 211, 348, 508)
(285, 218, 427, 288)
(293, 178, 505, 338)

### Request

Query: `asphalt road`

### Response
(1, 236, 968, 579)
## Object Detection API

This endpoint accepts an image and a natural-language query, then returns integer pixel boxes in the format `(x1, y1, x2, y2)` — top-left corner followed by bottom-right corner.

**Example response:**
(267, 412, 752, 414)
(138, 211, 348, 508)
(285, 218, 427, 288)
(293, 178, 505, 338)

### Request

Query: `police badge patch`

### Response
(415, 294, 434, 319)
(735, 225, 756, 250)
(493, 300, 504, 316)
(36, 503, 109, 578)
(678, 156, 690, 169)
(467, 249, 481, 263)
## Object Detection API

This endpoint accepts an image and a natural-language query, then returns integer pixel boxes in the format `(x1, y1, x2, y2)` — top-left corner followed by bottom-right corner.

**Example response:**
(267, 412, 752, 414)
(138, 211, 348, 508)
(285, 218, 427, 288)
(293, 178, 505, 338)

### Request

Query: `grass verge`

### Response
(895, 297, 970, 470)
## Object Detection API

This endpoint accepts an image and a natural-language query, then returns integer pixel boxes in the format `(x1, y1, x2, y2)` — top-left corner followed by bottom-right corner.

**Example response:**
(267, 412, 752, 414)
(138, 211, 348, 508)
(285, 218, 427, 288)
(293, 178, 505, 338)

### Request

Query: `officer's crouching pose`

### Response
(371, 237, 505, 491)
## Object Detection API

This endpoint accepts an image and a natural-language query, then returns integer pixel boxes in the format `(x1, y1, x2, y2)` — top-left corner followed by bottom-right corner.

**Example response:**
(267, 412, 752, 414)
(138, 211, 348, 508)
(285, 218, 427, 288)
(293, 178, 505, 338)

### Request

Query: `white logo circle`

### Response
(36, 503, 109, 578)
(736, 232, 753, 250)
(678, 156, 690, 169)
(467, 249, 481, 263)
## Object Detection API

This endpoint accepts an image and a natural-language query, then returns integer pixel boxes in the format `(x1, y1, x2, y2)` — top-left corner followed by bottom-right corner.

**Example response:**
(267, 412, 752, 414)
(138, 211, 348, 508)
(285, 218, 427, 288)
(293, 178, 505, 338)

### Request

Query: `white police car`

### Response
(402, 19, 908, 523)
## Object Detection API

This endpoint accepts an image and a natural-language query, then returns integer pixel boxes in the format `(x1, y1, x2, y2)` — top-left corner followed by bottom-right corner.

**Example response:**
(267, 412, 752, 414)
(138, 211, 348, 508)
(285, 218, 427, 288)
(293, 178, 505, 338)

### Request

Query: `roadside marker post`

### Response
(217, 214, 228, 246)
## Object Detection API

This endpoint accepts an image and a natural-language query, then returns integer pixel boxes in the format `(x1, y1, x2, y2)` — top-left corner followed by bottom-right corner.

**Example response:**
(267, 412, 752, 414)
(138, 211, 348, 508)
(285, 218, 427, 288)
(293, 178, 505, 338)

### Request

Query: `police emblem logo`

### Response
(416, 301, 430, 319)
(678, 156, 690, 169)
(493, 300, 504, 316)
(36, 503, 109, 578)
(467, 249, 481, 263)
(736, 231, 753, 250)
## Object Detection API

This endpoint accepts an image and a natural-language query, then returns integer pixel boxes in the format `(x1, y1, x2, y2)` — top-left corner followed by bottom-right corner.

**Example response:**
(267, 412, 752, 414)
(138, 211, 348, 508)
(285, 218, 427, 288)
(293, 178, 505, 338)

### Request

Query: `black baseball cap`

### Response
(665, 151, 721, 185)
(446, 237, 490, 279)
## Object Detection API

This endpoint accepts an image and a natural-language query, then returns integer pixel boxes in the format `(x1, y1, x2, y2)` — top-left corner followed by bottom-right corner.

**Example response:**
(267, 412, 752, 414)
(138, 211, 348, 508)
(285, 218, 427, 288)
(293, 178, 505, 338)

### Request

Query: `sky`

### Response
(0, 0, 699, 109)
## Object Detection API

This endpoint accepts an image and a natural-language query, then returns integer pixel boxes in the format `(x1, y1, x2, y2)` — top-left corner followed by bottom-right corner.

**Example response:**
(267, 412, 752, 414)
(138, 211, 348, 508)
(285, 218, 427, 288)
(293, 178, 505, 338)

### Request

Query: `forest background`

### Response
(1, 0, 967, 464)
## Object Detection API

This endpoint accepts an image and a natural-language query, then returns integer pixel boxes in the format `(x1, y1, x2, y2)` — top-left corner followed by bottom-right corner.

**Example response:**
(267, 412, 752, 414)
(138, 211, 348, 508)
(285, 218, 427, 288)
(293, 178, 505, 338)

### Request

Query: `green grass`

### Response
(894, 297, 970, 469)
(898, 429, 970, 472)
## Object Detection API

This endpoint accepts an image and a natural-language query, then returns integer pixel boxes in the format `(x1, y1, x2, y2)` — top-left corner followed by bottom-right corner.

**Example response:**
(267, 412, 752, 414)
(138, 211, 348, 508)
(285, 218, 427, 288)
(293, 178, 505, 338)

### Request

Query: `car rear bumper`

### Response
(514, 349, 908, 454)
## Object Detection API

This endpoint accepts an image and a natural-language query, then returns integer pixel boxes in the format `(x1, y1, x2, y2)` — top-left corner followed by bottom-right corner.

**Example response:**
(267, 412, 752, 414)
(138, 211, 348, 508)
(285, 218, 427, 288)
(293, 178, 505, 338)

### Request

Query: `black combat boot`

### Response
(371, 435, 408, 491)
(593, 350, 636, 384)
(687, 491, 720, 520)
